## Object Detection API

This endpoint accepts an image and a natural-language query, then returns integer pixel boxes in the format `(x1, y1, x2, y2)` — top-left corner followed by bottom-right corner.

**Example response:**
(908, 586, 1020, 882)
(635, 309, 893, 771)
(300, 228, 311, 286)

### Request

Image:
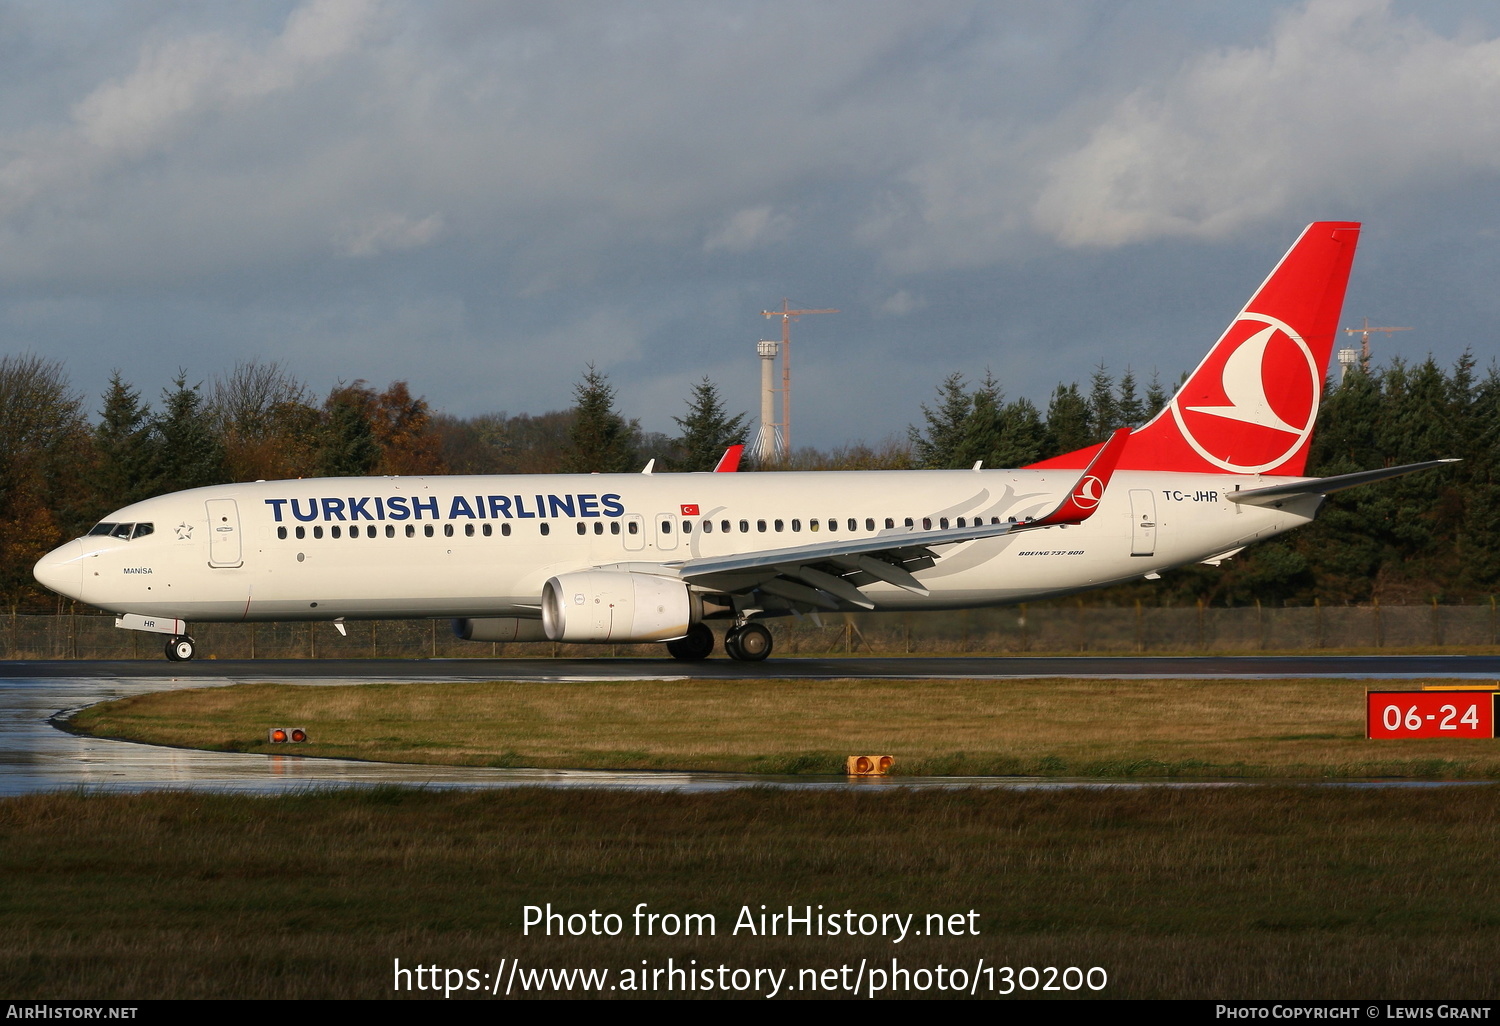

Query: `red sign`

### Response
(1366, 691, 1497, 739)
(680, 504, 699, 516)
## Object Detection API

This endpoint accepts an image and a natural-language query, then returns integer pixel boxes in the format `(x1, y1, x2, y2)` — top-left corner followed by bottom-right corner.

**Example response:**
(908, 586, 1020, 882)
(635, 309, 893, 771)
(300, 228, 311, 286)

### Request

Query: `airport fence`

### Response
(8, 599, 1500, 660)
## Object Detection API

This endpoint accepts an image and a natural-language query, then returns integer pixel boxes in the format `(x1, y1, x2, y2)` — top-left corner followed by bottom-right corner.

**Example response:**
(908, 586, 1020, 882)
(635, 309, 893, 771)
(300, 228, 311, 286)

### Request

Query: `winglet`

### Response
(1032, 427, 1130, 527)
(714, 445, 745, 472)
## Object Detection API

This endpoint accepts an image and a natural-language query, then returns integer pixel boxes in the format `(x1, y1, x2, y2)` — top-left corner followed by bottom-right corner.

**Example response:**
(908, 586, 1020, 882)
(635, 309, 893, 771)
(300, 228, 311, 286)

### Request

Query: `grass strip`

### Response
(2, 786, 1498, 999)
(68, 677, 1500, 778)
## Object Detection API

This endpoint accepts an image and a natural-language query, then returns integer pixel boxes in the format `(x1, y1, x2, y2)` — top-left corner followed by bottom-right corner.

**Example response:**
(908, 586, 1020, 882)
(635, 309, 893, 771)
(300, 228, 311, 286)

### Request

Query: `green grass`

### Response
(3, 786, 1499, 999)
(67, 677, 1500, 778)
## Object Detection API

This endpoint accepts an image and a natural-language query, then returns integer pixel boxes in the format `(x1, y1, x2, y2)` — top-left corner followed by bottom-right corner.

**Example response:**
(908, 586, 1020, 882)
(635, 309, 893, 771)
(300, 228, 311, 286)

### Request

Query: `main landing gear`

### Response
(665, 622, 715, 662)
(164, 635, 197, 661)
(723, 622, 772, 662)
(663, 621, 774, 662)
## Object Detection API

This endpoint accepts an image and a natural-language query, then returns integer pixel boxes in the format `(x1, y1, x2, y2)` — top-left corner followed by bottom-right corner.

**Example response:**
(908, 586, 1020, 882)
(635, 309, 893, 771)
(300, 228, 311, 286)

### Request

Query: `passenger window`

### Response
(465, 523, 475, 537)
(483, 524, 493, 537)
(501, 523, 512, 537)
(610, 522, 620, 535)
(594, 522, 603, 535)
(132, 523, 154, 539)
(423, 525, 434, 537)
(386, 525, 395, 538)
(923, 518, 932, 530)
(903, 518, 913, 528)
(757, 520, 766, 533)
(991, 516, 1000, 525)
(791, 519, 800, 532)
(628, 521, 639, 535)
(683, 521, 692, 534)
(738, 520, 748, 533)
(314, 526, 324, 539)
(940, 518, 949, 529)
(722, 520, 731, 533)
(957, 517, 966, 528)
(368, 525, 377, 538)
(296, 526, 306, 540)
(277, 526, 287, 540)
(703, 520, 713, 534)
(444, 524, 454, 537)
(406, 524, 415, 537)
(577, 523, 587, 535)
(331, 526, 342, 539)
(540, 523, 550, 536)
(662, 521, 672, 534)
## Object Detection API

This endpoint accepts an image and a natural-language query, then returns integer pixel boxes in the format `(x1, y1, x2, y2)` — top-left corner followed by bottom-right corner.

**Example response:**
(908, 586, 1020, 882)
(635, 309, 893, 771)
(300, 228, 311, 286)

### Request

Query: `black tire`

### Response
(722, 631, 743, 661)
(665, 622, 714, 661)
(726, 622, 772, 662)
(165, 636, 195, 661)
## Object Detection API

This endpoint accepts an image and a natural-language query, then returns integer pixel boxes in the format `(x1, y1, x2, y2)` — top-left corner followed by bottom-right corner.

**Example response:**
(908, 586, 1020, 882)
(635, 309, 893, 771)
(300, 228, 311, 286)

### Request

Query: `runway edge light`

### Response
(846, 755, 894, 776)
(268, 727, 309, 743)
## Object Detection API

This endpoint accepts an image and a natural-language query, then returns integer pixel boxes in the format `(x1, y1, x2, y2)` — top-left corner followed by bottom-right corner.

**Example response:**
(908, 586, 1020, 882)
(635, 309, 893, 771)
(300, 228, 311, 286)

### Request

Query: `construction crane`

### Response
(1342, 317, 1412, 372)
(761, 299, 837, 457)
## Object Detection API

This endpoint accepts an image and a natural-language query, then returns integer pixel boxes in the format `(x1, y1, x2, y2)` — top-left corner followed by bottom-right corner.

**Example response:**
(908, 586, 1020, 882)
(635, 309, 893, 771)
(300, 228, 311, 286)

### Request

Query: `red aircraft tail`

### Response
(1030, 221, 1361, 476)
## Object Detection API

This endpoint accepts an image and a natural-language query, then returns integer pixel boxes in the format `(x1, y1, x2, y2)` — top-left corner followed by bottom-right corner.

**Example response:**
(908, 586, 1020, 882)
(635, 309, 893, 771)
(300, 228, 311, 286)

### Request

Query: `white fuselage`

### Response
(36, 468, 1316, 623)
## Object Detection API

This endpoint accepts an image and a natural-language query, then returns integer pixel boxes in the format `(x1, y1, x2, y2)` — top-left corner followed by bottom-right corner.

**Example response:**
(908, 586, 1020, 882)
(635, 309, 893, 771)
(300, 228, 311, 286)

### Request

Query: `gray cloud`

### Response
(0, 1, 1496, 452)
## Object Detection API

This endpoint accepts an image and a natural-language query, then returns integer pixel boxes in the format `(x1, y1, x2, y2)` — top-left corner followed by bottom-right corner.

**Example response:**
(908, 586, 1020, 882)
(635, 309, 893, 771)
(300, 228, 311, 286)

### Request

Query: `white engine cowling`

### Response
(451, 617, 551, 643)
(542, 571, 692, 643)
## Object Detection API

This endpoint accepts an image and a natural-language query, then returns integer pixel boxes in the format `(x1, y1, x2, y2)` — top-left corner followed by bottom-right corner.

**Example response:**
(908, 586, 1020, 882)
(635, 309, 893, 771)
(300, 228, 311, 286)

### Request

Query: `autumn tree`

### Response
(0, 356, 92, 606)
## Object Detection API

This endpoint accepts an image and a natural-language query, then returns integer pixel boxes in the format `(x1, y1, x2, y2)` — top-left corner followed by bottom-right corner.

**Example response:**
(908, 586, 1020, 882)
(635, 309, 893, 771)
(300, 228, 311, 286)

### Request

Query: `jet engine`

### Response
(541, 571, 693, 643)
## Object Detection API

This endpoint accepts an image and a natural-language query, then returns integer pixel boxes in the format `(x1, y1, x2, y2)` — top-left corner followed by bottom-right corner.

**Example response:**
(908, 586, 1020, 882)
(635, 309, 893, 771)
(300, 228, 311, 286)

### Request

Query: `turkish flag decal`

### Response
(680, 504, 700, 516)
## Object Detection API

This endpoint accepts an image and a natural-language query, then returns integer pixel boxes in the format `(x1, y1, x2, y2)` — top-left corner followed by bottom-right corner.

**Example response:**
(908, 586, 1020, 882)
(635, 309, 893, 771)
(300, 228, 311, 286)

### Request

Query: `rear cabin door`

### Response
(205, 499, 244, 567)
(1129, 489, 1156, 557)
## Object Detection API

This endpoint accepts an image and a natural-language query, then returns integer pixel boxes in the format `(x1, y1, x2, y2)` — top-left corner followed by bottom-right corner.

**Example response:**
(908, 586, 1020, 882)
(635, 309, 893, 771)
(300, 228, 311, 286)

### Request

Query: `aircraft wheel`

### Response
(665, 623, 714, 661)
(725, 622, 772, 662)
(165, 635, 196, 662)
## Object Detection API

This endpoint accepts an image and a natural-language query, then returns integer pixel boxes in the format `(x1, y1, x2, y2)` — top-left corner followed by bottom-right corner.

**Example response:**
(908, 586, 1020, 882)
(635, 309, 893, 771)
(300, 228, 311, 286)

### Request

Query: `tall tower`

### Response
(761, 299, 837, 455)
(754, 340, 780, 461)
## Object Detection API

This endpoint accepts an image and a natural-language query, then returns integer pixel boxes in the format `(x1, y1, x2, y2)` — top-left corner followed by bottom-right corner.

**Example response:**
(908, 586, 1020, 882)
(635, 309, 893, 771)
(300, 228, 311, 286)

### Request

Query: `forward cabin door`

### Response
(1129, 489, 1156, 557)
(205, 499, 244, 568)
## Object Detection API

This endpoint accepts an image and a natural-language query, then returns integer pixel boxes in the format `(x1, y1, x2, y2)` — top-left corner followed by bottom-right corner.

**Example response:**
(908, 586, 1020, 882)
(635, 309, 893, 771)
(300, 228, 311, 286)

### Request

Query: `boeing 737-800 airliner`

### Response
(33, 222, 1451, 661)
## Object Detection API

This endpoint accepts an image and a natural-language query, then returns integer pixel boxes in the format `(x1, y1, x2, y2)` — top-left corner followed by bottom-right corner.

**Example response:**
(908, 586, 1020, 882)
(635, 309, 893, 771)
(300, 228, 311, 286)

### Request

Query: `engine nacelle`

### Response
(451, 617, 551, 643)
(542, 571, 692, 643)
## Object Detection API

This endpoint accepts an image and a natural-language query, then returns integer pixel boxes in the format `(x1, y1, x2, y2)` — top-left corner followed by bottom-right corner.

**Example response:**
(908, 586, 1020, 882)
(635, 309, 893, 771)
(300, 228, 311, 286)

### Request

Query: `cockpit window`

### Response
(131, 523, 154, 539)
(110, 524, 134, 539)
(88, 523, 117, 537)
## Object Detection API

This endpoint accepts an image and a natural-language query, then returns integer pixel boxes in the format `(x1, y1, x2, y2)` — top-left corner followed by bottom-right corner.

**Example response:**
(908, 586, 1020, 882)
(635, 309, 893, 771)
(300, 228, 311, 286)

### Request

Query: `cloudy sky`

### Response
(4, 0, 1500, 452)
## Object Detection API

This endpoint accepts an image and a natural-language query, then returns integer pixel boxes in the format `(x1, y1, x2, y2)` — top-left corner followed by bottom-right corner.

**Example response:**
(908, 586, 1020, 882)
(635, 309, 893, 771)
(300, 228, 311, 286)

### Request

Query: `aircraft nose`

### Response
(33, 540, 84, 601)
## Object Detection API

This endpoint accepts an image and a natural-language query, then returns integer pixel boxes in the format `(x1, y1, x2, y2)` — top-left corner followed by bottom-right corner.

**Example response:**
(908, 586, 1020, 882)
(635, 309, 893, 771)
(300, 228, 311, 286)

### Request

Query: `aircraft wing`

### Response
(618, 428, 1130, 611)
(1226, 459, 1459, 508)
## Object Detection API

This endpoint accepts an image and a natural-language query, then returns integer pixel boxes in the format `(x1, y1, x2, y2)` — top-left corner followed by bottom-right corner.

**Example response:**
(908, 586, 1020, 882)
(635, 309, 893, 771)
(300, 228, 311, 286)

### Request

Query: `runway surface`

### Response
(7, 652, 1500, 681)
(4, 654, 1497, 797)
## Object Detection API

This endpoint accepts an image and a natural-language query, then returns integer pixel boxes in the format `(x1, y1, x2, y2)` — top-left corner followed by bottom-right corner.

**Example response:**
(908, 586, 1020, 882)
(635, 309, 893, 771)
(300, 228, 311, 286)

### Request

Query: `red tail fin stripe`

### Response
(1027, 221, 1360, 475)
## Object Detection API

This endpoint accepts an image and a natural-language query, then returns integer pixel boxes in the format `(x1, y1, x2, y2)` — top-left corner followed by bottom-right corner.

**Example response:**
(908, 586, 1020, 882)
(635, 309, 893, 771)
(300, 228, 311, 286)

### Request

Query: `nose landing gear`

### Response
(164, 635, 196, 661)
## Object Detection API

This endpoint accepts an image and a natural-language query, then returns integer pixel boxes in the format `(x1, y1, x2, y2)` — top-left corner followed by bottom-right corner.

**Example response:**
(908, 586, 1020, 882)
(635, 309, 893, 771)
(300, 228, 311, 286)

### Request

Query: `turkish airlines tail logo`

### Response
(1027, 221, 1360, 477)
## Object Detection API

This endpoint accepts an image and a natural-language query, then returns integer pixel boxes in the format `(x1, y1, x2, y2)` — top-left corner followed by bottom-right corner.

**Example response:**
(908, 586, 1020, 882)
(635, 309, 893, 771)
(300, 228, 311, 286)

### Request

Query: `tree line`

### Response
(1, 351, 1489, 611)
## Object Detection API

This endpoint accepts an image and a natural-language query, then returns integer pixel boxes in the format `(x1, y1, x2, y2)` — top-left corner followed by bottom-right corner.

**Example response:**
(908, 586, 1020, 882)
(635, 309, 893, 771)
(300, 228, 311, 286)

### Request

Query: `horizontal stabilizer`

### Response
(1227, 459, 1459, 507)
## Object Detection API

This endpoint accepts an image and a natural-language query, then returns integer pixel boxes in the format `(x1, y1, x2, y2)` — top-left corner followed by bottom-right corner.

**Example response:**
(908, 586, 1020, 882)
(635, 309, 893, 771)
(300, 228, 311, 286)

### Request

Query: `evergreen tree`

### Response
(1117, 369, 1145, 426)
(910, 373, 973, 469)
(319, 383, 381, 477)
(1087, 365, 1118, 440)
(1044, 383, 1091, 456)
(562, 365, 639, 474)
(94, 371, 156, 506)
(147, 373, 227, 495)
(671, 377, 747, 472)
(1144, 370, 1169, 419)
(993, 397, 1046, 467)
